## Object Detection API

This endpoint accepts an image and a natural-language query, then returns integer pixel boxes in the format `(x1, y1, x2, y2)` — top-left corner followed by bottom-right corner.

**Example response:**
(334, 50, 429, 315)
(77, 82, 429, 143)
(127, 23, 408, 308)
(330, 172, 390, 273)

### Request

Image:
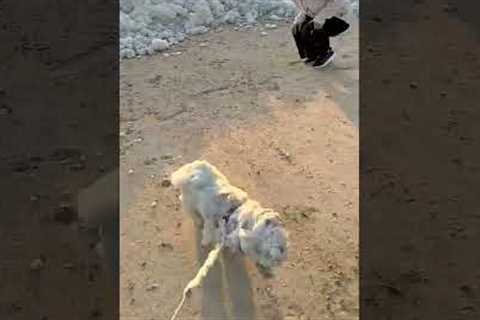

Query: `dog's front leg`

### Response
(181, 198, 204, 229)
(256, 263, 274, 279)
(189, 210, 204, 229)
(201, 220, 216, 247)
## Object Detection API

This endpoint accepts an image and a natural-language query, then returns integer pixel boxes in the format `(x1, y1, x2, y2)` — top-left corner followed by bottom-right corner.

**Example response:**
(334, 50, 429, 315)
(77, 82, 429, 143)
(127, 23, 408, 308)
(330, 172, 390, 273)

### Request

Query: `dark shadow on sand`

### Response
(194, 229, 256, 320)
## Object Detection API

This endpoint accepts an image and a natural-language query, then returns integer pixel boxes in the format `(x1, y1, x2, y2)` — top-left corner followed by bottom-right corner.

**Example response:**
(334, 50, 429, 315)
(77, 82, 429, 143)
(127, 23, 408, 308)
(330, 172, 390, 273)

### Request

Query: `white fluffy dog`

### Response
(171, 160, 288, 276)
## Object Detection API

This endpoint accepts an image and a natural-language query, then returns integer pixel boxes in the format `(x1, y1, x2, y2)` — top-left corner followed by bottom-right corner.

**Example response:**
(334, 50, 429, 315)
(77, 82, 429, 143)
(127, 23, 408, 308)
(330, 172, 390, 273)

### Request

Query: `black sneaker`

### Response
(312, 48, 336, 68)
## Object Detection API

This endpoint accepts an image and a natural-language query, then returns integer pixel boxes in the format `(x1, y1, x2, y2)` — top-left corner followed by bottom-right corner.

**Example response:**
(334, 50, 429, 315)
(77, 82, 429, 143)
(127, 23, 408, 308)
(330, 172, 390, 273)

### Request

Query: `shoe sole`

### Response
(313, 52, 336, 69)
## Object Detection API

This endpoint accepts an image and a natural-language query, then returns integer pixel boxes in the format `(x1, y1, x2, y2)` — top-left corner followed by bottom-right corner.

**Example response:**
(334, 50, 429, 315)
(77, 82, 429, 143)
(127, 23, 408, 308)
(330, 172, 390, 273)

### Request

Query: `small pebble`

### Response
(409, 82, 419, 89)
(30, 195, 39, 201)
(160, 154, 174, 160)
(443, 4, 458, 12)
(128, 169, 134, 175)
(54, 205, 77, 224)
(151, 200, 158, 208)
(278, 149, 292, 162)
(0, 105, 12, 115)
(144, 158, 157, 166)
(30, 258, 44, 271)
(159, 242, 174, 250)
(260, 31, 268, 36)
(63, 263, 75, 269)
(265, 23, 277, 29)
(90, 308, 102, 318)
(198, 42, 208, 47)
(151, 39, 169, 52)
(147, 283, 159, 291)
(161, 179, 172, 188)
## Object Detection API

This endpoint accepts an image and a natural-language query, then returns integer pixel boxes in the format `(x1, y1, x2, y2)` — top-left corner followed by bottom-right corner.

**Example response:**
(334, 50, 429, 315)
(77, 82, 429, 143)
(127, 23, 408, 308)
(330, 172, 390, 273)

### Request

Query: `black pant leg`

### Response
(309, 28, 330, 59)
(323, 16, 350, 37)
(292, 23, 307, 59)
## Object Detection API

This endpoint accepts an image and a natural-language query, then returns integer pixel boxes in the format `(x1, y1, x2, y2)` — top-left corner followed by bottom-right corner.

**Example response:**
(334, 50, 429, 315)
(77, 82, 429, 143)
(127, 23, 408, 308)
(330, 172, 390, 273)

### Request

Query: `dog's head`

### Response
(239, 210, 288, 275)
(171, 160, 227, 190)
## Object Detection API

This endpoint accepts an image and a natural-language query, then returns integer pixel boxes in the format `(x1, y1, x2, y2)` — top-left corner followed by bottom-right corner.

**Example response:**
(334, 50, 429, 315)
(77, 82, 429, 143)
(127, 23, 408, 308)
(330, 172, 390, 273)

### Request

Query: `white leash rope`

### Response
(169, 222, 227, 320)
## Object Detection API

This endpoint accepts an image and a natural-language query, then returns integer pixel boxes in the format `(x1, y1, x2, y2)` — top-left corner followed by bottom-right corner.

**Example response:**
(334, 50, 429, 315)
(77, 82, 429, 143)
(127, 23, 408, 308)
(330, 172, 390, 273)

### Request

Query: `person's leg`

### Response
(322, 16, 350, 38)
(298, 19, 320, 63)
(310, 18, 343, 68)
(307, 27, 333, 67)
(292, 13, 315, 60)
(292, 23, 306, 59)
(312, 47, 336, 68)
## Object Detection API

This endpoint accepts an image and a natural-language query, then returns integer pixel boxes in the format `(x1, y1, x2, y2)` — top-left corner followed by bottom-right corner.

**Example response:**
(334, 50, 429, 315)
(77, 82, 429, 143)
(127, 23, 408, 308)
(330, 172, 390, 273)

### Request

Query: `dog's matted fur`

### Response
(171, 160, 288, 276)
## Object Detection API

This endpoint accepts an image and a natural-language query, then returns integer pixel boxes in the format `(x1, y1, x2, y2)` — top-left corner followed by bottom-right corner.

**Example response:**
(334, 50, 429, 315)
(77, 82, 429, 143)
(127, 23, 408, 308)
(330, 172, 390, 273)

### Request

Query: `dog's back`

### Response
(171, 160, 248, 217)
